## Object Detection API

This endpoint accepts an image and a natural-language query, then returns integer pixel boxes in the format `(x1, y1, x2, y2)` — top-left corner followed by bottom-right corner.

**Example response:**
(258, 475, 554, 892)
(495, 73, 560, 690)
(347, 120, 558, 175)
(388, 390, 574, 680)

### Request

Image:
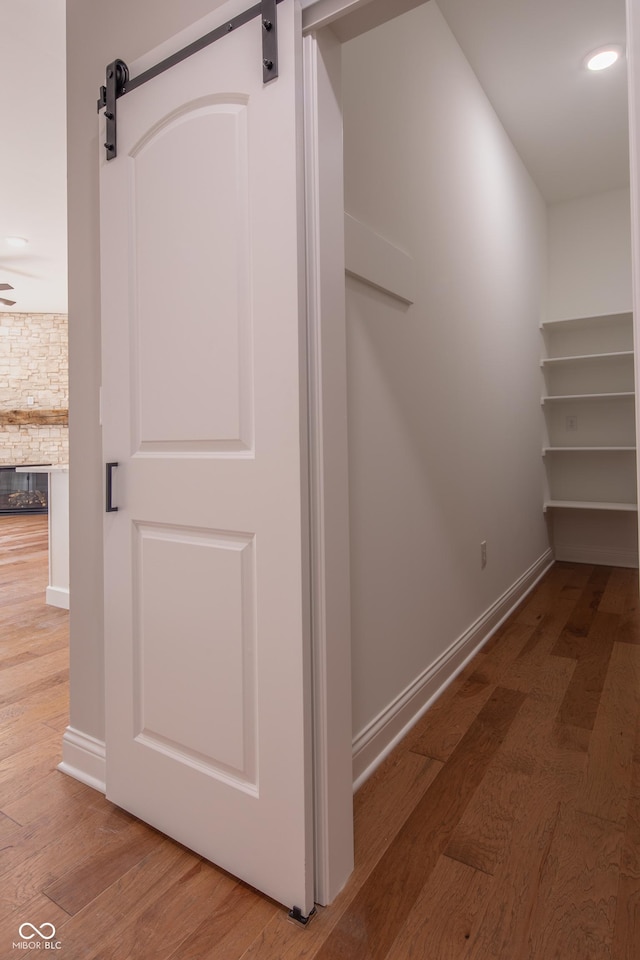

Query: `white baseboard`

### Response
(351, 548, 554, 790)
(46, 586, 70, 609)
(553, 543, 639, 568)
(58, 726, 106, 794)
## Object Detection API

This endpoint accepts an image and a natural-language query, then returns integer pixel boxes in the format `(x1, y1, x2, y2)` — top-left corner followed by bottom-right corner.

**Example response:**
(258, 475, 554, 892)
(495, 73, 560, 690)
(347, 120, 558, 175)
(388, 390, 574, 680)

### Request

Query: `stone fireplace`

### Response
(0, 312, 68, 470)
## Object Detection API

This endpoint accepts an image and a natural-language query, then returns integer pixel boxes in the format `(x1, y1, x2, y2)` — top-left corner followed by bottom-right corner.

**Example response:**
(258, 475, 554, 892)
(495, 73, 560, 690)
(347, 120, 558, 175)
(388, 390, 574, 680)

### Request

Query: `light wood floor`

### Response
(1, 515, 639, 959)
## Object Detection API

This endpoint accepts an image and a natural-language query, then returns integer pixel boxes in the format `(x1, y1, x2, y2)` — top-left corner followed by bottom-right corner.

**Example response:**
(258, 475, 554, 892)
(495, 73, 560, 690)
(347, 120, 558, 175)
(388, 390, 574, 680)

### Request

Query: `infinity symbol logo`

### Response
(18, 923, 56, 941)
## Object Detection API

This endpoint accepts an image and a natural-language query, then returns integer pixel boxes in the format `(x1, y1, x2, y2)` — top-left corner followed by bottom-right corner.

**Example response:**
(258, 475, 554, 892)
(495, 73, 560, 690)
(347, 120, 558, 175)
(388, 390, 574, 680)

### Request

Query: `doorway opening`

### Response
(304, 0, 633, 905)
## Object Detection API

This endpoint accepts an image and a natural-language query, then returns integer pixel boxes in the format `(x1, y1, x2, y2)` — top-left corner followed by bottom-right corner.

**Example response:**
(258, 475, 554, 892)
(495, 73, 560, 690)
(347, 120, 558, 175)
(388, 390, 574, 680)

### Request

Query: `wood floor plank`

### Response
(383, 855, 493, 960)
(312, 687, 525, 960)
(552, 565, 612, 657)
(0, 803, 148, 922)
(53, 843, 203, 957)
(510, 563, 590, 628)
(43, 826, 167, 915)
(618, 608, 640, 646)
(164, 882, 279, 960)
(496, 605, 576, 701)
(600, 567, 640, 616)
(0, 647, 68, 701)
(551, 719, 591, 755)
(526, 804, 624, 960)
(0, 688, 69, 761)
(0, 731, 63, 808)
(556, 610, 618, 731)
(0, 668, 68, 711)
(407, 674, 496, 761)
(0, 786, 106, 881)
(612, 726, 640, 959)
(1, 764, 98, 828)
(0, 810, 23, 847)
(444, 746, 535, 876)
(466, 622, 538, 686)
(511, 597, 576, 660)
(88, 860, 239, 960)
(464, 798, 563, 959)
(445, 690, 586, 878)
(351, 750, 444, 875)
(41, 712, 69, 735)
(501, 694, 588, 794)
(579, 641, 640, 826)
(0, 625, 68, 664)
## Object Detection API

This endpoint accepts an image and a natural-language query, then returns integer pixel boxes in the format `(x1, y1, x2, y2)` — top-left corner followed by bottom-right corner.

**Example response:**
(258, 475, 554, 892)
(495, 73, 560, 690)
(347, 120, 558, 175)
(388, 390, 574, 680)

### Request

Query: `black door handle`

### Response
(106, 462, 119, 512)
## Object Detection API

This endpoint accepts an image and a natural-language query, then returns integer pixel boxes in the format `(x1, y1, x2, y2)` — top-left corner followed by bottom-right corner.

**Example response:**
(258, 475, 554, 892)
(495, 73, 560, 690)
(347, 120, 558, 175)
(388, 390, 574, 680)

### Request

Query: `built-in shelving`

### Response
(541, 310, 638, 566)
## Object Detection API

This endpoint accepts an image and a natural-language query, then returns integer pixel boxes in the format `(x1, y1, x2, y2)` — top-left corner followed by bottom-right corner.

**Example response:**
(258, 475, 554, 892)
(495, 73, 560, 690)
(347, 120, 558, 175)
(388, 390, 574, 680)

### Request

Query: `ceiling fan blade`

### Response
(0, 283, 14, 291)
(0, 297, 16, 306)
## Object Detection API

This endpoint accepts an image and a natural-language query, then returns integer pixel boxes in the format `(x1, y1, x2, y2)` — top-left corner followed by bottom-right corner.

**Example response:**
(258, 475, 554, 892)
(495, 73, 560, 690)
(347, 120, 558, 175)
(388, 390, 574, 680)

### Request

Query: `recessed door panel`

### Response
(134, 524, 256, 786)
(131, 100, 253, 452)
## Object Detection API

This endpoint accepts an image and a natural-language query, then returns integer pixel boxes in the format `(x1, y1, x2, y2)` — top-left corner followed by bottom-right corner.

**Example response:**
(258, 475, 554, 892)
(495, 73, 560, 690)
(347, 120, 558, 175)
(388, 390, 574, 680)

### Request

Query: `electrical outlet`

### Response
(565, 415, 578, 432)
(26, 396, 34, 406)
(481, 541, 487, 569)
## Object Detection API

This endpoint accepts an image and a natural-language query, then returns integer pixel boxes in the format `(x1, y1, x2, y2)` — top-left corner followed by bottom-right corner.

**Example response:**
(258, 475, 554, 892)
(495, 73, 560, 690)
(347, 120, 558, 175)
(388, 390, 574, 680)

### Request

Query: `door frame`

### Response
(300, 0, 430, 907)
(302, 22, 352, 907)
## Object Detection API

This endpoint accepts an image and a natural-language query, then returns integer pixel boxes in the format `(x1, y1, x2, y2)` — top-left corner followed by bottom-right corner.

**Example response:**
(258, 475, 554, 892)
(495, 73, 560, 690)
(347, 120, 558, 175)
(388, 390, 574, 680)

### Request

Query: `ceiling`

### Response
(0, 0, 629, 313)
(436, 0, 629, 203)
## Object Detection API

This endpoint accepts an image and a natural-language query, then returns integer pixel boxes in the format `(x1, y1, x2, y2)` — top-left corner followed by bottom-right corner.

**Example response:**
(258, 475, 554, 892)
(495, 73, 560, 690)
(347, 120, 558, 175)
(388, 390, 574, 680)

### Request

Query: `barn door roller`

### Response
(97, 0, 280, 161)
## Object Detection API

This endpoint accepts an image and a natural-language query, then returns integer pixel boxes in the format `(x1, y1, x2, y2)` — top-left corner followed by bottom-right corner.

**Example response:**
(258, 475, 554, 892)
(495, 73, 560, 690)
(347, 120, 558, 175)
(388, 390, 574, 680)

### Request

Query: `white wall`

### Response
(342, 3, 550, 741)
(66, 0, 229, 744)
(547, 187, 632, 320)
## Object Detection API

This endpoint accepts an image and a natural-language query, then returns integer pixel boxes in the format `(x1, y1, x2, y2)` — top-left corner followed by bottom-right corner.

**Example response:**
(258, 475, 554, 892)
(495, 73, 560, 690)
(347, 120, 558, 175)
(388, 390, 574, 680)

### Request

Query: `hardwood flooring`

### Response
(1, 516, 639, 958)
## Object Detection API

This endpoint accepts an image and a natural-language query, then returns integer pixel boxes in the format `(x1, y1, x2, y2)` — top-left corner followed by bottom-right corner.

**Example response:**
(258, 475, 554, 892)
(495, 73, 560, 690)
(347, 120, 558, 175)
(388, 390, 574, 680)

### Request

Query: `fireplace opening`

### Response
(0, 466, 49, 514)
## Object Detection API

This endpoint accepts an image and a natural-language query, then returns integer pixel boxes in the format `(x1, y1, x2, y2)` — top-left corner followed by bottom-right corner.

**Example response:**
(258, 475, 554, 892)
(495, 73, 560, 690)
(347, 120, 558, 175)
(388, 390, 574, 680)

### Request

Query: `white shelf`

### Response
(542, 391, 634, 403)
(544, 500, 638, 513)
(541, 311, 633, 331)
(540, 350, 633, 366)
(543, 446, 636, 453)
(541, 312, 634, 360)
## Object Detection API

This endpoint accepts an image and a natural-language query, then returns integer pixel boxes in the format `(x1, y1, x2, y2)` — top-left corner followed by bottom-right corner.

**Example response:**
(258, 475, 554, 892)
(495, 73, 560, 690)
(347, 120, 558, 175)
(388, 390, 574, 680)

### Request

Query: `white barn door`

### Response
(99, 0, 314, 914)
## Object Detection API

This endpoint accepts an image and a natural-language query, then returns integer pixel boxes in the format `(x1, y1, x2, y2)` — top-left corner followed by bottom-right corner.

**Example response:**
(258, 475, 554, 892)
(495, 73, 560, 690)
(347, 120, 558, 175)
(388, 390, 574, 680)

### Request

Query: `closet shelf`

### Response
(541, 392, 634, 403)
(544, 500, 638, 513)
(540, 350, 633, 366)
(543, 446, 636, 453)
(540, 311, 633, 331)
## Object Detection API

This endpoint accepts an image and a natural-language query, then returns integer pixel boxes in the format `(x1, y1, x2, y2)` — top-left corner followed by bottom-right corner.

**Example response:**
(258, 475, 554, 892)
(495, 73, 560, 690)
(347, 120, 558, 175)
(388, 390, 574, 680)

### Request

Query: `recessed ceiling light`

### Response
(5, 236, 29, 248)
(585, 46, 623, 71)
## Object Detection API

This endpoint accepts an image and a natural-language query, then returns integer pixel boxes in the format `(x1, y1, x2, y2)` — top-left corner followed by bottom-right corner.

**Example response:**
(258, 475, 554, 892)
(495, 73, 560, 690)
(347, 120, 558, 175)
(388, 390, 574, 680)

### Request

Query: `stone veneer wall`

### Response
(0, 313, 69, 465)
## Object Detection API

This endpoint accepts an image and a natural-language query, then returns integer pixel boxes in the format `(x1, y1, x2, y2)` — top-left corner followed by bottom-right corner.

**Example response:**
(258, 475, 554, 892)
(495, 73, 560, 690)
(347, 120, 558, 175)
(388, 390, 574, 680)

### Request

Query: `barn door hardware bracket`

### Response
(97, 60, 129, 162)
(261, 0, 278, 82)
(97, 0, 282, 161)
(288, 906, 316, 926)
